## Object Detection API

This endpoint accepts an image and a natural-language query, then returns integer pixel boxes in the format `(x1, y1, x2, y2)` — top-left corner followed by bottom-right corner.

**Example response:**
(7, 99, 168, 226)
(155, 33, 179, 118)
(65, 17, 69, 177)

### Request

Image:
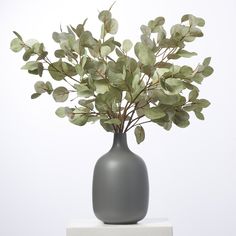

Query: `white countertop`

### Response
(66, 218, 173, 236)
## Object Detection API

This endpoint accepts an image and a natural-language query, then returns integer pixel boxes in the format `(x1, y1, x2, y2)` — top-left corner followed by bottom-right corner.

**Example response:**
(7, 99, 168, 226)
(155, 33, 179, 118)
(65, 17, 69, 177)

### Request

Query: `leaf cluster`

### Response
(10, 6, 213, 144)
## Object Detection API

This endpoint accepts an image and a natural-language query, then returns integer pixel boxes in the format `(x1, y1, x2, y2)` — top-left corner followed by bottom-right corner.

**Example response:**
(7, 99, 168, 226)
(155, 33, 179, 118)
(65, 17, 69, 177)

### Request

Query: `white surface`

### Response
(0, 1, 236, 236)
(66, 219, 173, 236)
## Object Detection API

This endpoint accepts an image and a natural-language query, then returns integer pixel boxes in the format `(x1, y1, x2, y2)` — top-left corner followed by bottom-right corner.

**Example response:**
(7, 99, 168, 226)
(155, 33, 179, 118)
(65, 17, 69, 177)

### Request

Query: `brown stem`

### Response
(126, 119, 151, 132)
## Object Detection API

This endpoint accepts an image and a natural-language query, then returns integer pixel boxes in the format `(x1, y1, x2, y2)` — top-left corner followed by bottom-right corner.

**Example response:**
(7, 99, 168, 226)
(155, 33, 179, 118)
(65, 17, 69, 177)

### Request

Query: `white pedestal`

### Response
(66, 218, 173, 236)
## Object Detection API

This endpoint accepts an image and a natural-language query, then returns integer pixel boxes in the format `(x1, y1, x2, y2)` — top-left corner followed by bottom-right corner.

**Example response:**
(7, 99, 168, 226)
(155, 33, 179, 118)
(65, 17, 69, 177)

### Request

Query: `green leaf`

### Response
(55, 107, 66, 118)
(21, 61, 39, 71)
(154, 17, 165, 26)
(98, 10, 112, 22)
(196, 99, 211, 108)
(23, 48, 34, 61)
(115, 48, 124, 57)
(174, 119, 190, 128)
(75, 64, 84, 76)
(167, 54, 181, 60)
(140, 25, 151, 35)
(144, 107, 166, 120)
(38, 62, 44, 77)
(75, 84, 94, 98)
(100, 119, 114, 132)
(94, 80, 109, 94)
(202, 66, 214, 77)
(34, 81, 47, 93)
(188, 89, 199, 102)
(108, 69, 126, 89)
(165, 78, 185, 94)
(180, 65, 193, 77)
(13, 31, 23, 40)
(181, 14, 205, 27)
(37, 51, 48, 61)
(156, 90, 181, 105)
(48, 62, 64, 81)
(134, 42, 155, 65)
(173, 110, 190, 128)
(170, 24, 189, 40)
(45, 81, 53, 94)
(80, 31, 97, 48)
(100, 45, 112, 57)
(190, 27, 203, 37)
(10, 38, 23, 52)
(105, 18, 118, 34)
(52, 32, 60, 43)
(31, 93, 41, 99)
(134, 126, 145, 144)
(52, 87, 69, 102)
(104, 118, 121, 125)
(54, 49, 65, 58)
(61, 62, 77, 76)
(194, 110, 205, 120)
(177, 50, 197, 58)
(156, 62, 172, 69)
(33, 81, 52, 94)
(203, 57, 211, 66)
(70, 114, 88, 126)
(122, 39, 133, 53)
(78, 99, 94, 110)
(192, 73, 204, 84)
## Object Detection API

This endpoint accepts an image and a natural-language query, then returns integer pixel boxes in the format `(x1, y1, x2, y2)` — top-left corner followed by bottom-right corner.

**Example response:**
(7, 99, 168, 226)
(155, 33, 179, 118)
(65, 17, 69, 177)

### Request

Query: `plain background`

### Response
(0, 0, 235, 235)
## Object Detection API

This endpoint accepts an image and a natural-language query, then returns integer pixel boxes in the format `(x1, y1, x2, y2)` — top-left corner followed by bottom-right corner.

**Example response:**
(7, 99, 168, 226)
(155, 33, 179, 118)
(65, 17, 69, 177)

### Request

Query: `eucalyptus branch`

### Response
(123, 102, 140, 132)
(127, 120, 152, 131)
(11, 10, 213, 144)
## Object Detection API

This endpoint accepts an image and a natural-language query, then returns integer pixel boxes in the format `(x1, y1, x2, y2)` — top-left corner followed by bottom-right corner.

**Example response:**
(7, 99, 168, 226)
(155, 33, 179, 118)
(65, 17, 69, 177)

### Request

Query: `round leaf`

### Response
(10, 38, 23, 52)
(52, 87, 69, 102)
(122, 39, 133, 53)
(55, 107, 66, 118)
(134, 42, 155, 65)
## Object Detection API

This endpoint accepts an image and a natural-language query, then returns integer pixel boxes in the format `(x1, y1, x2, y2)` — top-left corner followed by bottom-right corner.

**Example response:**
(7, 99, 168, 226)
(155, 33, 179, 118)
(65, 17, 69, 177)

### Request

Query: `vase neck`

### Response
(111, 133, 129, 150)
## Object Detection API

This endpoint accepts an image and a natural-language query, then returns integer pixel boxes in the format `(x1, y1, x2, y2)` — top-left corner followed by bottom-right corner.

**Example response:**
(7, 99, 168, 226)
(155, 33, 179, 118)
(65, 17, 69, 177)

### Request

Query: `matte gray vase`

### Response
(92, 133, 149, 224)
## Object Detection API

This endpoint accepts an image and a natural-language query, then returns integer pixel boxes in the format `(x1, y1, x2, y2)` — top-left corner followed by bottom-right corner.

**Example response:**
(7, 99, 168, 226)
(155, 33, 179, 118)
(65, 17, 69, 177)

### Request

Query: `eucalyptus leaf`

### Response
(34, 81, 47, 94)
(31, 93, 41, 99)
(70, 113, 88, 126)
(10, 38, 23, 52)
(134, 126, 145, 144)
(55, 107, 66, 118)
(203, 57, 211, 66)
(144, 107, 166, 120)
(98, 10, 112, 22)
(122, 39, 133, 53)
(21, 61, 39, 71)
(105, 19, 118, 34)
(48, 62, 64, 81)
(177, 50, 197, 58)
(188, 89, 199, 102)
(52, 87, 69, 102)
(100, 45, 112, 57)
(202, 66, 214, 77)
(134, 42, 155, 65)
(194, 110, 205, 120)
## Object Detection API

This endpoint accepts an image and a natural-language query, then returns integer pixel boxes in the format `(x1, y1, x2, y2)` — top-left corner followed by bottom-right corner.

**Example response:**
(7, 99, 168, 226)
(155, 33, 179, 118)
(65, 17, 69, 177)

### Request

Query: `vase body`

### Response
(92, 133, 149, 224)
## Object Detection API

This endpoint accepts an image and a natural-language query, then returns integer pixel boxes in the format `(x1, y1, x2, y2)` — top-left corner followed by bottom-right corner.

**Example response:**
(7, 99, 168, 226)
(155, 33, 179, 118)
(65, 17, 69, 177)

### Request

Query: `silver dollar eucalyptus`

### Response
(10, 4, 214, 144)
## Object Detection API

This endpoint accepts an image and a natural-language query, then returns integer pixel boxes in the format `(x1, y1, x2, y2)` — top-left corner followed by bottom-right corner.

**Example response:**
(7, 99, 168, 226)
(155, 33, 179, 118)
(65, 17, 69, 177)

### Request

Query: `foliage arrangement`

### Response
(10, 4, 213, 144)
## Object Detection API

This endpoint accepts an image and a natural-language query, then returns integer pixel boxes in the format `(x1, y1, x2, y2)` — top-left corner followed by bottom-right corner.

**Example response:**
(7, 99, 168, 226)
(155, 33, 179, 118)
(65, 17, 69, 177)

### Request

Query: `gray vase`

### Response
(92, 133, 149, 224)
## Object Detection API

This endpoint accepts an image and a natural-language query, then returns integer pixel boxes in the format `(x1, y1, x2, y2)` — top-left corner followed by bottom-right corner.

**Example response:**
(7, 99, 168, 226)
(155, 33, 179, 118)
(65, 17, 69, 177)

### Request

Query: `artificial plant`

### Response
(10, 4, 213, 144)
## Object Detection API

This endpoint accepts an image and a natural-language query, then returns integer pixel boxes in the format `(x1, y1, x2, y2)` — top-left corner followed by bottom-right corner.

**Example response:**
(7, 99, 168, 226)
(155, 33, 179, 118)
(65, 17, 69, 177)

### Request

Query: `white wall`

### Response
(0, 0, 235, 236)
